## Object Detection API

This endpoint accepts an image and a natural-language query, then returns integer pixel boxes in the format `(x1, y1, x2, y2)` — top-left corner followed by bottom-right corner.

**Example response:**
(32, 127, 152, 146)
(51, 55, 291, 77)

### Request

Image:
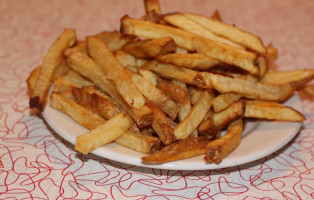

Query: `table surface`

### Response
(1, 0, 314, 199)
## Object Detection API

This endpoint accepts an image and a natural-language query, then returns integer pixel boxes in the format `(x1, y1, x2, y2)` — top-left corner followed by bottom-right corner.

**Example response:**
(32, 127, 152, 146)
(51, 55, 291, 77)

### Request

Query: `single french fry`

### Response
(211, 93, 243, 113)
(193, 37, 264, 75)
(27, 66, 42, 96)
(156, 53, 222, 70)
(245, 100, 305, 122)
(142, 136, 210, 164)
(30, 29, 76, 112)
(75, 113, 130, 155)
(144, 0, 161, 14)
(115, 131, 160, 154)
(50, 92, 105, 130)
(143, 60, 198, 85)
(174, 91, 212, 139)
(120, 16, 196, 50)
(88, 37, 146, 109)
(129, 71, 180, 120)
(204, 119, 243, 164)
(260, 69, 314, 89)
(213, 101, 245, 130)
(123, 37, 176, 59)
(146, 101, 177, 145)
(67, 52, 153, 127)
(163, 13, 244, 49)
(183, 13, 266, 54)
(194, 72, 295, 102)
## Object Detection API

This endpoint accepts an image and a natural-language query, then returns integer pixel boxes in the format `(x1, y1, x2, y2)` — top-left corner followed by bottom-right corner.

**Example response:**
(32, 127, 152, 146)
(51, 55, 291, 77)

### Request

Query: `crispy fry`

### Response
(193, 37, 264, 75)
(123, 37, 176, 59)
(50, 92, 105, 130)
(183, 13, 266, 54)
(194, 72, 295, 101)
(64, 41, 87, 57)
(197, 109, 218, 139)
(163, 13, 244, 49)
(156, 77, 189, 104)
(30, 29, 76, 112)
(245, 100, 305, 121)
(204, 119, 243, 164)
(211, 93, 243, 113)
(144, 0, 161, 14)
(265, 44, 278, 64)
(88, 37, 145, 109)
(139, 68, 158, 86)
(143, 60, 198, 85)
(260, 69, 314, 89)
(129, 71, 180, 120)
(67, 52, 153, 127)
(115, 50, 138, 72)
(146, 101, 177, 145)
(156, 53, 222, 70)
(174, 91, 212, 139)
(75, 113, 130, 154)
(142, 136, 210, 164)
(120, 16, 196, 50)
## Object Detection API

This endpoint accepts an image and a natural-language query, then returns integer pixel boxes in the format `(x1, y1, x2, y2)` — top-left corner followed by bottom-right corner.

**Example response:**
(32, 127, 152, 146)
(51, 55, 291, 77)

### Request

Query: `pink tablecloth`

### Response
(1, 0, 314, 199)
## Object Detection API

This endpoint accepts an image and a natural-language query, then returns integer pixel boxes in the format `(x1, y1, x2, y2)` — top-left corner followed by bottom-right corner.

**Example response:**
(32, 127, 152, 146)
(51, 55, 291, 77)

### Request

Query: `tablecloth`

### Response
(1, 0, 314, 199)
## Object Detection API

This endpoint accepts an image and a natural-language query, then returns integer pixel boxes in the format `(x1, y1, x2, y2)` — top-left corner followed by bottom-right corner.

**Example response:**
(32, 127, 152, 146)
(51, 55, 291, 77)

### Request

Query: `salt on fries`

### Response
(28, 0, 311, 165)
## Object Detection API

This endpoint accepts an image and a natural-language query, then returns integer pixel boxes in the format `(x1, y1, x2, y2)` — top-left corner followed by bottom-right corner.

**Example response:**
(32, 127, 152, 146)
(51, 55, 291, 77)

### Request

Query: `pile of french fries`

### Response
(27, 0, 313, 165)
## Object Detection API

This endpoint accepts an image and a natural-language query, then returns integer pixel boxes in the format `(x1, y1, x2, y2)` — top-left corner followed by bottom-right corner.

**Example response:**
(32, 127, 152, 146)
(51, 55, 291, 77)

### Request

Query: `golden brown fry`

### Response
(194, 72, 295, 102)
(144, 0, 161, 14)
(197, 109, 218, 139)
(67, 52, 153, 127)
(115, 131, 160, 154)
(75, 113, 130, 155)
(245, 100, 305, 121)
(139, 68, 158, 86)
(143, 60, 198, 85)
(120, 16, 196, 50)
(157, 53, 222, 70)
(211, 93, 243, 113)
(163, 13, 244, 49)
(123, 37, 176, 59)
(260, 69, 314, 89)
(142, 136, 210, 164)
(27, 66, 42, 96)
(265, 44, 278, 64)
(213, 101, 245, 130)
(174, 91, 212, 139)
(88, 37, 146, 109)
(204, 119, 243, 164)
(146, 101, 177, 145)
(50, 92, 105, 130)
(64, 41, 87, 57)
(30, 29, 76, 112)
(184, 13, 266, 54)
(115, 50, 138, 72)
(193, 37, 264, 75)
(52, 56, 70, 81)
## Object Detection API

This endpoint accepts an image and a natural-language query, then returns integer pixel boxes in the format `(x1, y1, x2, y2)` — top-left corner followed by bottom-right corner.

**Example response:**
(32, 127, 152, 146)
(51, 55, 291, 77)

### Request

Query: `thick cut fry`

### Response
(143, 60, 198, 85)
(260, 69, 314, 89)
(142, 136, 210, 164)
(146, 101, 176, 145)
(184, 13, 266, 54)
(163, 13, 244, 49)
(204, 119, 243, 164)
(245, 100, 305, 121)
(197, 109, 218, 139)
(213, 101, 245, 130)
(115, 131, 160, 154)
(139, 68, 158, 86)
(123, 37, 176, 59)
(120, 16, 196, 50)
(157, 53, 222, 70)
(156, 77, 189, 104)
(75, 114, 130, 155)
(88, 37, 145, 109)
(52, 56, 70, 81)
(129, 71, 180, 120)
(194, 72, 295, 102)
(193, 37, 264, 75)
(67, 52, 153, 127)
(50, 92, 105, 130)
(144, 0, 161, 14)
(211, 93, 243, 113)
(115, 51, 138, 72)
(174, 91, 212, 139)
(30, 29, 76, 112)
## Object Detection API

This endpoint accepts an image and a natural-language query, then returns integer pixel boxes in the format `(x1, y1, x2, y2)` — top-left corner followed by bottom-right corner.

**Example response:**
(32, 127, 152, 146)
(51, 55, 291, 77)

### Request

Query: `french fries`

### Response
(28, 1, 311, 166)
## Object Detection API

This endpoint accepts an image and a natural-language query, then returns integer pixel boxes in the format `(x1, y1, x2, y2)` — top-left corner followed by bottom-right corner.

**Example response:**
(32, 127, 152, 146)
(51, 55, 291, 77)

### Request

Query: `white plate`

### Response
(43, 93, 303, 170)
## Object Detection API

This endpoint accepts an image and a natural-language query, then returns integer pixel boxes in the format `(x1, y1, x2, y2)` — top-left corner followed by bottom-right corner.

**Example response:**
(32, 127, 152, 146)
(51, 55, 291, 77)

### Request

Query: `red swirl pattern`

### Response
(1, 0, 314, 199)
